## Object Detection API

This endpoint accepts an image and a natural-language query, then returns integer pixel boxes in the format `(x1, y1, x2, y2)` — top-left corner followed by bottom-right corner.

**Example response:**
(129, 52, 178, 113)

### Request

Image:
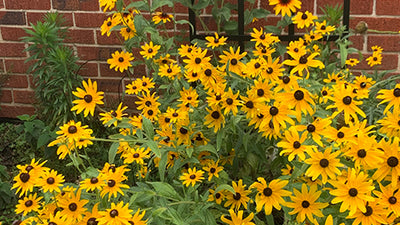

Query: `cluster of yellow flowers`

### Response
(11, 0, 400, 224)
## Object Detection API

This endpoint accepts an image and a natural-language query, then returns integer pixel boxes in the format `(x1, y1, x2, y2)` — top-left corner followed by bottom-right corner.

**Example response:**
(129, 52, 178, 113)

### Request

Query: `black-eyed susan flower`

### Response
(101, 17, 119, 36)
(326, 84, 366, 124)
(261, 55, 285, 82)
(292, 11, 317, 29)
(179, 167, 205, 187)
(183, 48, 211, 73)
(344, 136, 383, 170)
(304, 30, 323, 43)
(120, 19, 136, 40)
(304, 147, 343, 184)
(366, 52, 382, 67)
(80, 176, 104, 192)
(152, 12, 173, 24)
(375, 183, 400, 217)
(158, 63, 181, 79)
(79, 203, 101, 225)
(122, 146, 150, 165)
(56, 120, 93, 143)
(57, 188, 88, 223)
(140, 41, 161, 60)
(125, 80, 141, 95)
(330, 168, 375, 216)
(283, 52, 324, 78)
(297, 117, 331, 147)
(205, 32, 228, 49)
(353, 75, 375, 99)
(377, 111, 400, 138)
(219, 46, 247, 75)
(346, 58, 360, 67)
(314, 20, 335, 35)
(269, 0, 301, 17)
(286, 183, 328, 224)
(100, 103, 128, 127)
(178, 86, 199, 109)
(276, 87, 315, 121)
(204, 105, 225, 133)
(108, 50, 134, 73)
(248, 78, 273, 102)
(323, 72, 345, 84)
(224, 179, 251, 210)
(39, 169, 65, 193)
(373, 138, 400, 187)
(154, 53, 176, 66)
(260, 103, 295, 134)
(100, 171, 130, 199)
(377, 83, 400, 114)
(324, 125, 358, 147)
(240, 94, 263, 119)
(249, 178, 291, 215)
(346, 201, 388, 225)
(98, 201, 133, 225)
(71, 79, 104, 117)
(208, 188, 226, 204)
(221, 88, 241, 115)
(277, 127, 314, 161)
(178, 43, 199, 58)
(15, 193, 43, 216)
(220, 209, 255, 225)
(203, 160, 223, 181)
(250, 28, 279, 48)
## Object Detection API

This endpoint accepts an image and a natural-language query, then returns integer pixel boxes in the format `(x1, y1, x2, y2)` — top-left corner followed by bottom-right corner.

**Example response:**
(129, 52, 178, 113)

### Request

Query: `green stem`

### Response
(367, 29, 400, 34)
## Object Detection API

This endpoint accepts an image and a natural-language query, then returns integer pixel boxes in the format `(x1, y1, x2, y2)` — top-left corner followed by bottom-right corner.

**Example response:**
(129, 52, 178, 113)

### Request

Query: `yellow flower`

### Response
(107, 50, 134, 72)
(221, 209, 255, 225)
(98, 201, 133, 225)
(224, 179, 251, 210)
(152, 12, 173, 24)
(140, 41, 161, 60)
(71, 79, 104, 117)
(15, 193, 43, 216)
(179, 167, 205, 187)
(101, 16, 119, 36)
(292, 11, 317, 29)
(269, 0, 302, 17)
(203, 160, 224, 181)
(205, 32, 228, 49)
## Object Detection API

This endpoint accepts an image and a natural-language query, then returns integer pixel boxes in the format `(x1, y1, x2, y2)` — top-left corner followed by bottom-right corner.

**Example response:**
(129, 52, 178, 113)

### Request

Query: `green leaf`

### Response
(146, 140, 160, 157)
(108, 142, 119, 164)
(37, 133, 51, 149)
(151, 0, 173, 11)
(126, 1, 148, 11)
(149, 182, 182, 200)
(142, 116, 155, 139)
(339, 42, 348, 68)
(224, 21, 237, 31)
(216, 130, 223, 152)
(186, 147, 194, 158)
(195, 144, 218, 157)
(80, 166, 99, 180)
(192, 0, 210, 10)
(215, 184, 235, 194)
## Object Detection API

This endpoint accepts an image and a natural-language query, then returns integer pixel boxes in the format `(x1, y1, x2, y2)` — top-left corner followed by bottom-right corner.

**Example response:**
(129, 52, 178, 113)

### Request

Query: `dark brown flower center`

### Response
(282, 75, 290, 84)
(389, 196, 397, 204)
(267, 67, 273, 74)
(293, 141, 301, 149)
(363, 206, 373, 216)
(246, 101, 254, 109)
(299, 55, 308, 64)
(321, 25, 326, 30)
(263, 187, 272, 197)
(180, 127, 188, 134)
(20, 173, 30, 183)
(319, 159, 329, 168)
(69, 203, 77, 211)
(145, 101, 152, 107)
(133, 153, 140, 158)
(47, 177, 55, 184)
(87, 218, 98, 225)
(84, 94, 93, 103)
(231, 59, 238, 65)
(254, 62, 261, 68)
(214, 38, 219, 43)
(342, 96, 352, 105)
(337, 131, 344, 138)
(233, 192, 241, 200)
(108, 179, 116, 187)
(294, 90, 304, 100)
(211, 111, 220, 119)
(195, 58, 201, 64)
(348, 188, 358, 197)
(118, 57, 124, 62)
(226, 98, 233, 105)
(394, 88, 400, 97)
(322, 90, 328, 96)
(360, 82, 367, 88)
(257, 89, 264, 97)
(260, 34, 265, 39)
(387, 156, 399, 167)
(49, 222, 57, 225)
(90, 177, 98, 184)
(189, 174, 196, 179)
(215, 193, 221, 199)
(25, 200, 33, 207)
(301, 13, 308, 20)
(167, 68, 172, 73)
(357, 149, 367, 158)
(68, 125, 77, 134)
(26, 165, 33, 172)
(110, 209, 119, 218)
(205, 69, 212, 76)
(148, 48, 153, 53)
(307, 124, 316, 132)
(301, 200, 310, 208)
(269, 106, 279, 116)
(210, 168, 216, 173)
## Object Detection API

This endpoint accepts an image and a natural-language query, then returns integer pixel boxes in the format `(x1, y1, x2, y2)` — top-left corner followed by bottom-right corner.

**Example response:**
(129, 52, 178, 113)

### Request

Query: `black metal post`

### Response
(238, 0, 245, 51)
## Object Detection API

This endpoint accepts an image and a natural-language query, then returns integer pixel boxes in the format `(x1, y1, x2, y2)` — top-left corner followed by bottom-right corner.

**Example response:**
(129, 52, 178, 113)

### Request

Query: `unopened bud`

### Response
(354, 21, 368, 34)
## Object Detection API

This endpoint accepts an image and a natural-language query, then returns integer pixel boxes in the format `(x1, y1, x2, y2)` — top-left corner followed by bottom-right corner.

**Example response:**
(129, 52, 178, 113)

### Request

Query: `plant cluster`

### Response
(10, 0, 400, 224)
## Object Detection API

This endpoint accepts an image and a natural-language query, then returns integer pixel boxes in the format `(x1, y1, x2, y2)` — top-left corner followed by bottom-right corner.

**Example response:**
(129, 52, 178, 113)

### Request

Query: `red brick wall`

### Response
(0, 0, 399, 118)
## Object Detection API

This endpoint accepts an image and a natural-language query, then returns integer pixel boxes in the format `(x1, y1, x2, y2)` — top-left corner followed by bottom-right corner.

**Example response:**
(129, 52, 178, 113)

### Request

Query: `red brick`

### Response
(65, 29, 95, 44)
(0, 0, 4, 9)
(5, 0, 51, 10)
(0, 89, 12, 103)
(96, 30, 122, 45)
(1, 27, 29, 41)
(4, 60, 32, 74)
(376, 0, 400, 16)
(349, 35, 364, 51)
(13, 90, 35, 104)
(351, 53, 398, 70)
(27, 12, 73, 26)
(97, 78, 122, 93)
(74, 12, 107, 28)
(368, 35, 400, 53)
(76, 46, 119, 61)
(52, 0, 99, 11)
(3, 75, 29, 88)
(0, 105, 35, 118)
(0, 43, 26, 57)
(99, 63, 125, 77)
(0, 11, 26, 25)
(77, 62, 98, 77)
(317, 0, 373, 15)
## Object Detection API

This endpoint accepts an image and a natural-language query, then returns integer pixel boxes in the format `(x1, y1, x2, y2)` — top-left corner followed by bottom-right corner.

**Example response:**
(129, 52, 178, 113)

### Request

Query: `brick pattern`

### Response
(0, 0, 400, 118)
